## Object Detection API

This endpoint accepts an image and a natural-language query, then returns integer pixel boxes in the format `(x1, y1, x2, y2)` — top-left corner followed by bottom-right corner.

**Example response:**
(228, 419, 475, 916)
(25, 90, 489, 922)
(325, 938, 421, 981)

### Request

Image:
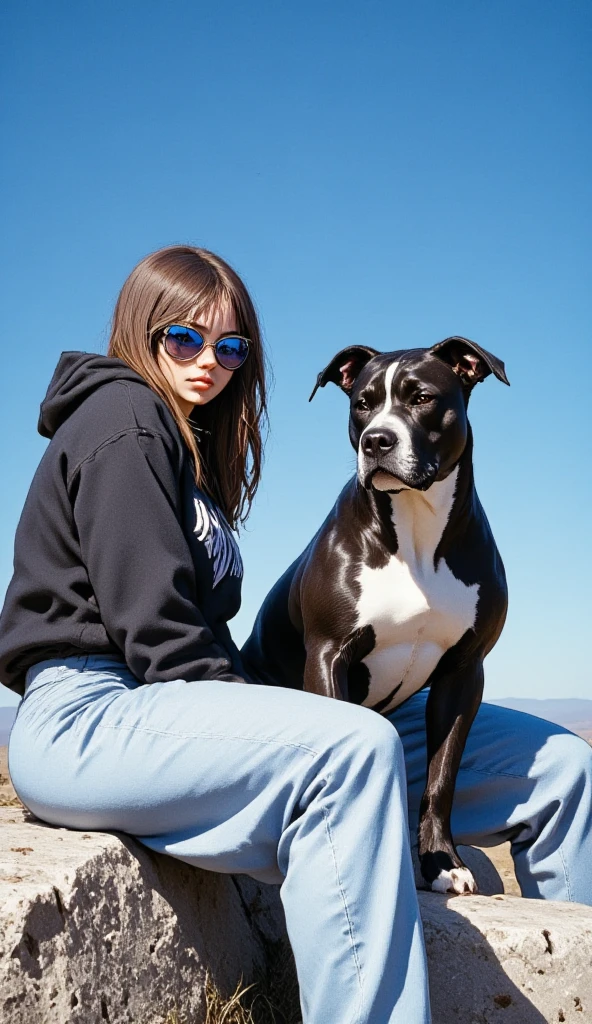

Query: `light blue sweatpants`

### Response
(8, 655, 592, 1024)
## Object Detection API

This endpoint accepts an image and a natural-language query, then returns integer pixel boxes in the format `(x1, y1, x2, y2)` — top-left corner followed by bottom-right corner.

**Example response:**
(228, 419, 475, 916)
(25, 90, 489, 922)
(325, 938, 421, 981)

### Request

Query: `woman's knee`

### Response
(537, 730, 592, 804)
(322, 700, 404, 778)
(557, 732, 592, 791)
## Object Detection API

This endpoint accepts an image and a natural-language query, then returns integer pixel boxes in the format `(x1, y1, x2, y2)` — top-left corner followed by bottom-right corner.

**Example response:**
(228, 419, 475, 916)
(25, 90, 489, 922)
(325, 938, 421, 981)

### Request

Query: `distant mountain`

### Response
(0, 706, 17, 746)
(490, 698, 592, 743)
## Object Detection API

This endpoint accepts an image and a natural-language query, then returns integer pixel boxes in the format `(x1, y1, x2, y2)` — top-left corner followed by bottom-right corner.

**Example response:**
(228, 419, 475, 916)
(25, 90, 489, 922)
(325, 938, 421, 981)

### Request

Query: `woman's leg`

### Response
(9, 655, 430, 1024)
(388, 689, 592, 903)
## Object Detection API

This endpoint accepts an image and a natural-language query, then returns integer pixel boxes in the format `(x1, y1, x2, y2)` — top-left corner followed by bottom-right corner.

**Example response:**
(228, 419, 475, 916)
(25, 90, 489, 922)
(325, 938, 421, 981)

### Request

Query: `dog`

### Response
(242, 336, 509, 894)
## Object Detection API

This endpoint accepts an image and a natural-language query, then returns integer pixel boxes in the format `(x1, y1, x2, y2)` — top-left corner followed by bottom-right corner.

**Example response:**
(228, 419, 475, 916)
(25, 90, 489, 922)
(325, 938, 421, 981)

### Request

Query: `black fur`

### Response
(242, 338, 509, 892)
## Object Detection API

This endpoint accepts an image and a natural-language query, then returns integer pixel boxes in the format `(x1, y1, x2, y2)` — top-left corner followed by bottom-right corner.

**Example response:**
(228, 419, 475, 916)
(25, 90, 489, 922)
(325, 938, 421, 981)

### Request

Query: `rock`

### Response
(421, 891, 592, 1024)
(2, 808, 592, 1023)
(0, 808, 288, 1024)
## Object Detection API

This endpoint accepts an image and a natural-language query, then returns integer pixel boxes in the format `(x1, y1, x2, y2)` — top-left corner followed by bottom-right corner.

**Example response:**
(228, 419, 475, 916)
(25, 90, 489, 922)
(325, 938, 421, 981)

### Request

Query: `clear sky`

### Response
(1, 0, 590, 706)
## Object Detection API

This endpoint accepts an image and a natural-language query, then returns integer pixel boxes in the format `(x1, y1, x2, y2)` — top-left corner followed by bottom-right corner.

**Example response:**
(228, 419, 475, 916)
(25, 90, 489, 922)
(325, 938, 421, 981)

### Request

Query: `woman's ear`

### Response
(309, 346, 379, 401)
(430, 336, 510, 388)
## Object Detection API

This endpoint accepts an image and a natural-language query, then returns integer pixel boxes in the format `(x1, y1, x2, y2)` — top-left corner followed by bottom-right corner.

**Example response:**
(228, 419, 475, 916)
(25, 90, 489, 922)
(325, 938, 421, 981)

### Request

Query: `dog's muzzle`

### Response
(361, 462, 441, 492)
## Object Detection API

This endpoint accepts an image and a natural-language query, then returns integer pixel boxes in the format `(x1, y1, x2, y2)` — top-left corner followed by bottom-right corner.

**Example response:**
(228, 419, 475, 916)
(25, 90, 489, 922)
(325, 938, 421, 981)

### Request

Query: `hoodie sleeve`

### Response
(72, 427, 246, 685)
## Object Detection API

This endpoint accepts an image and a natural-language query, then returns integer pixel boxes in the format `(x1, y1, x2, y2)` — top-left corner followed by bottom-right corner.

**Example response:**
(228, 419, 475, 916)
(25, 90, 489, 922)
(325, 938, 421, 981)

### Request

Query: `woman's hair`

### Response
(107, 245, 268, 528)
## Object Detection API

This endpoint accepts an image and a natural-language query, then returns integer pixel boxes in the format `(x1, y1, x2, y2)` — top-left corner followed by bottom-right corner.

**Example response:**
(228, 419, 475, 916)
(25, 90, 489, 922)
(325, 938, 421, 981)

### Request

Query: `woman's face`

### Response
(157, 301, 237, 416)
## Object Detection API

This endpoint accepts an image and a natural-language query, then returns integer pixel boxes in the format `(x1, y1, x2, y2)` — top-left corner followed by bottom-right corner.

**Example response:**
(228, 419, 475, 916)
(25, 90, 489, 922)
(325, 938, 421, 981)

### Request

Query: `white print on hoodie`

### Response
(193, 491, 243, 589)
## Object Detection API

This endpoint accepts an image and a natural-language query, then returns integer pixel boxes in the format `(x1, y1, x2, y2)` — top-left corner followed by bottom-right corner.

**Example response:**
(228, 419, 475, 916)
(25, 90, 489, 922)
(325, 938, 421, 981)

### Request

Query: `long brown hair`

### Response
(107, 245, 268, 528)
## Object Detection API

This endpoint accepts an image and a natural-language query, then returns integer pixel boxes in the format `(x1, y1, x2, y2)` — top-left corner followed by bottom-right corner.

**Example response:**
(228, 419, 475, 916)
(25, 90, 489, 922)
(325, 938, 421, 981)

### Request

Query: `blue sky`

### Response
(1, 0, 590, 706)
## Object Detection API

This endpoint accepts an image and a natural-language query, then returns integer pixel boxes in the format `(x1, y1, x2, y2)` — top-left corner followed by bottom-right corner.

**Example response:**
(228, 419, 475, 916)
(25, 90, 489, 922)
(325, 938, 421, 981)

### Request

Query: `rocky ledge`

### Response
(1, 807, 591, 1023)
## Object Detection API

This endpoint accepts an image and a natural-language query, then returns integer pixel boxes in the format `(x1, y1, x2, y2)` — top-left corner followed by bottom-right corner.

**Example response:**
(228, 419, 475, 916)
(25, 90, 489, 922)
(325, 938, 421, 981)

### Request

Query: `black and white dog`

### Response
(242, 337, 509, 895)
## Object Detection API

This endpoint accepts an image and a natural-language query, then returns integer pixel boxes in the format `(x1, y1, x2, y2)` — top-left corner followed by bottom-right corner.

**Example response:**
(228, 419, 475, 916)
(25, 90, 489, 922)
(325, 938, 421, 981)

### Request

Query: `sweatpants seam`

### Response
(558, 843, 573, 902)
(320, 800, 365, 1022)
(95, 720, 320, 756)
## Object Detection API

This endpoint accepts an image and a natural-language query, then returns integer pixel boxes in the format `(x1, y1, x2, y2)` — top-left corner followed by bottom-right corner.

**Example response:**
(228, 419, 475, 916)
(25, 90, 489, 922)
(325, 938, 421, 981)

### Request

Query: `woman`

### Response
(2, 245, 591, 1023)
(0, 245, 430, 1023)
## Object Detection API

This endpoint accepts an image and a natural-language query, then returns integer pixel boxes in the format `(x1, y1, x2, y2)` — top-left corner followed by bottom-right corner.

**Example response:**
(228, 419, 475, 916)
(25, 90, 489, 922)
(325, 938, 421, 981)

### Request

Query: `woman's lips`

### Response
(187, 377, 214, 390)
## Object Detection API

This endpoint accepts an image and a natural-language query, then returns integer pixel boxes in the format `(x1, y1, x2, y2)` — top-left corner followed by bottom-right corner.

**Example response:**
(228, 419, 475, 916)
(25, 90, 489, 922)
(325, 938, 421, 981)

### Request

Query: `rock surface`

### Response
(1, 807, 592, 1023)
(421, 891, 592, 1023)
(0, 808, 286, 1024)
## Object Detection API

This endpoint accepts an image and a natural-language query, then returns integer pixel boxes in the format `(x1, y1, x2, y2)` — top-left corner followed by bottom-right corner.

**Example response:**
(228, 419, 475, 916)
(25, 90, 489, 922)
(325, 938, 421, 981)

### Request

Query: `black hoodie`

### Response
(0, 352, 248, 695)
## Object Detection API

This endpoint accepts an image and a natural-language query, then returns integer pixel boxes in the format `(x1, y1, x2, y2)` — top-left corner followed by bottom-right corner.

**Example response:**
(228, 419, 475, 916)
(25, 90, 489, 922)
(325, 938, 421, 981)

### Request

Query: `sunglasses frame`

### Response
(151, 322, 251, 370)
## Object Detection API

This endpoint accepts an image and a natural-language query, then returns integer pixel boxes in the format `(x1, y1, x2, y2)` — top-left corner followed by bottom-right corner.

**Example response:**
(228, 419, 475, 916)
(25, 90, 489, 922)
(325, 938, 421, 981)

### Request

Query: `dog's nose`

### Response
(362, 429, 397, 458)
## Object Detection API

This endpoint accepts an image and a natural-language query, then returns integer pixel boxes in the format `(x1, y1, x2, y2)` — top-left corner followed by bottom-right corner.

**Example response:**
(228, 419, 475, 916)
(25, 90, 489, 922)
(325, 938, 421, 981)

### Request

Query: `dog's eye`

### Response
(412, 392, 434, 406)
(355, 397, 369, 411)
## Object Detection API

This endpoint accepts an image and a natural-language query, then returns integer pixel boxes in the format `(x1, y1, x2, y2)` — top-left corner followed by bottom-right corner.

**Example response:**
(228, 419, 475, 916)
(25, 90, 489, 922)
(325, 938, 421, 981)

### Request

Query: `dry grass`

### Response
(160, 974, 292, 1024)
(203, 973, 273, 1024)
(160, 941, 302, 1024)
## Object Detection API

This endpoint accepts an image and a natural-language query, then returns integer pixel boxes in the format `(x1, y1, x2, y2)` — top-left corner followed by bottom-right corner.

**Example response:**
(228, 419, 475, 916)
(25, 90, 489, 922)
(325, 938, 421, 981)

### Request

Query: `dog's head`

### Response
(310, 337, 509, 493)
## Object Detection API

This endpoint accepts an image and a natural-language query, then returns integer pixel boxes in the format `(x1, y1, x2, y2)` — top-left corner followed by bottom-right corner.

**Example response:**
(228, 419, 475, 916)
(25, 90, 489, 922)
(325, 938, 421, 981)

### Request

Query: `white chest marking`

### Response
(355, 467, 479, 712)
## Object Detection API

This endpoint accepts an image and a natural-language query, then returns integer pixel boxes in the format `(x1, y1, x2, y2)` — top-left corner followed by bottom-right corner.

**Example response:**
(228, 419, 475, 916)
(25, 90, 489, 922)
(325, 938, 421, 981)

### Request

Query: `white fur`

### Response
(358, 359, 426, 480)
(358, 361, 411, 481)
(376, 360, 399, 420)
(355, 466, 480, 713)
(431, 866, 478, 895)
(371, 471, 410, 492)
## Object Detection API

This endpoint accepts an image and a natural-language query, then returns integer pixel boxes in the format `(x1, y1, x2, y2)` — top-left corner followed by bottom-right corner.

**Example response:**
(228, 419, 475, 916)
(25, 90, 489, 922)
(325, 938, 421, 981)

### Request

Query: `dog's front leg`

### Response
(303, 636, 349, 700)
(303, 626, 376, 701)
(418, 659, 484, 895)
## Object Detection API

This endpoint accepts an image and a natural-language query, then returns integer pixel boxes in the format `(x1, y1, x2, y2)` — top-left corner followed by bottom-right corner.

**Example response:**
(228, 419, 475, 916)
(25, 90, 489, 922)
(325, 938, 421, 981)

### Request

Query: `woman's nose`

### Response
(194, 344, 217, 370)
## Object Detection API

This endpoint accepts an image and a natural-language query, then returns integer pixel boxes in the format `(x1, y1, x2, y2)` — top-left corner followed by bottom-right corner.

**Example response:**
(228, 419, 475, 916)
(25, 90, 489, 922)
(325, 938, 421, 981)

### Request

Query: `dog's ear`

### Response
(430, 336, 510, 388)
(309, 346, 379, 401)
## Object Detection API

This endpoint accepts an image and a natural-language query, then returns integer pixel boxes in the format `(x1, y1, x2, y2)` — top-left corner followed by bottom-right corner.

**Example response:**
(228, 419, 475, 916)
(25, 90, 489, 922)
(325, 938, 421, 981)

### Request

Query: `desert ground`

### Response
(0, 747, 19, 808)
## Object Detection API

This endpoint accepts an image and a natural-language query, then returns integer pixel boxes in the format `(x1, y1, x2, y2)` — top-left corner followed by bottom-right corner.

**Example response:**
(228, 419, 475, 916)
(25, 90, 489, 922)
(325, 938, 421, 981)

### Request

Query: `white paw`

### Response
(431, 866, 478, 895)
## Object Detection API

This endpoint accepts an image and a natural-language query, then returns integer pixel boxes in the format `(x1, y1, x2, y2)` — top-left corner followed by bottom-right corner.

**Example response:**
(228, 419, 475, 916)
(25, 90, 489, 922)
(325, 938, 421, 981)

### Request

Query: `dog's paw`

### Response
(431, 866, 478, 895)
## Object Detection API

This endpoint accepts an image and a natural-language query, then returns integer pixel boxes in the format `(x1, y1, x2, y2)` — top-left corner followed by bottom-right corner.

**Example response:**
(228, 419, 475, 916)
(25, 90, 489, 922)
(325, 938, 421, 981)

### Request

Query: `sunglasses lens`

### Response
(164, 325, 204, 360)
(216, 336, 249, 370)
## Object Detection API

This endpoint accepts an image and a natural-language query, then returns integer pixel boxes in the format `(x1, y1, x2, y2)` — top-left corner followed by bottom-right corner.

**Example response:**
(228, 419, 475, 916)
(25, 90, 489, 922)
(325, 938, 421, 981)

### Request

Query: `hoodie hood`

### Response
(39, 351, 151, 439)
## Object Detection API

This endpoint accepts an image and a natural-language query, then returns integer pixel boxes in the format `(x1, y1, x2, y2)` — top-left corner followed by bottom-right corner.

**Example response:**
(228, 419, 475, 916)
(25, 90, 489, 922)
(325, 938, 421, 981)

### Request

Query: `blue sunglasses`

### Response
(156, 323, 250, 370)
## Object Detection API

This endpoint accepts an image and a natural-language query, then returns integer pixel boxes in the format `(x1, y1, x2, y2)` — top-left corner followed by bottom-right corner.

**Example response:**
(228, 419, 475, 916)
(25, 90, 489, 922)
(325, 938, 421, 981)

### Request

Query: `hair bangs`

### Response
(149, 259, 230, 334)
